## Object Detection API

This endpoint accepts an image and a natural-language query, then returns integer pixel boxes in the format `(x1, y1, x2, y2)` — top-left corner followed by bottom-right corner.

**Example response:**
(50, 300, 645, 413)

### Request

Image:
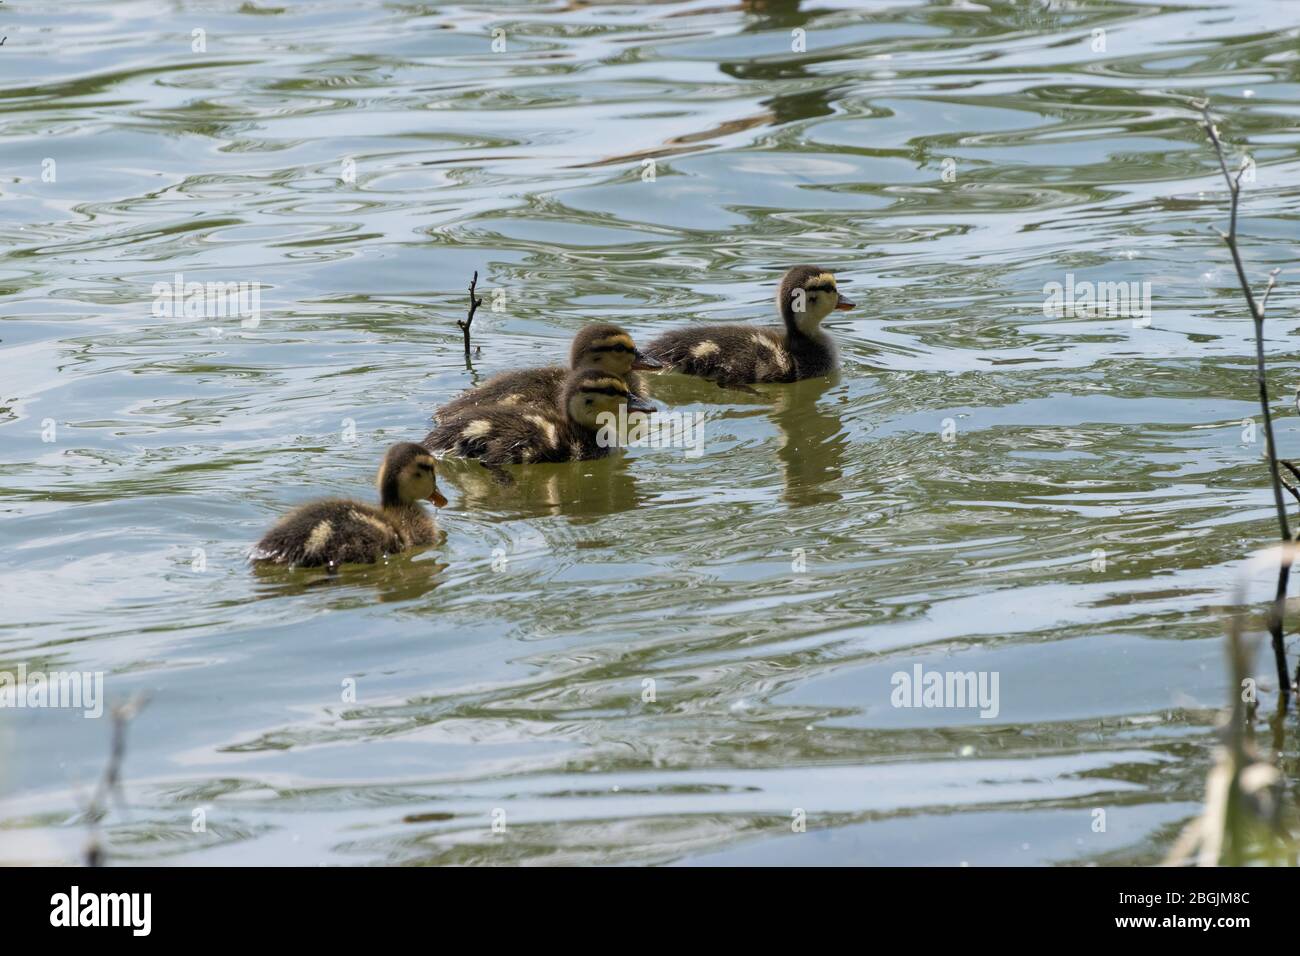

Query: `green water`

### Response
(2, 0, 1299, 865)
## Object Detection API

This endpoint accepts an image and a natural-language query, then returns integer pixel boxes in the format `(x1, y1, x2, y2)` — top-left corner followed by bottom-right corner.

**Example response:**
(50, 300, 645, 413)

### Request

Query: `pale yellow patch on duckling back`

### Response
(349, 509, 392, 538)
(304, 520, 333, 555)
(525, 414, 559, 447)
(690, 341, 720, 359)
(750, 333, 791, 374)
(500, 394, 523, 406)
(462, 419, 492, 440)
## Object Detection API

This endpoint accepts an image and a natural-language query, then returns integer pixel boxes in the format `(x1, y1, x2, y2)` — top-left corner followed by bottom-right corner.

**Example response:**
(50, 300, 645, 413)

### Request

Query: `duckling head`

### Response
(778, 265, 855, 336)
(571, 323, 664, 376)
(562, 368, 657, 431)
(377, 442, 448, 509)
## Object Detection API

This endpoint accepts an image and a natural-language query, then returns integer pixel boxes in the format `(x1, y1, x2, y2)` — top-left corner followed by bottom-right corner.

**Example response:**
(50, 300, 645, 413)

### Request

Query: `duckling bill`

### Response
(435, 323, 661, 423)
(251, 442, 446, 568)
(644, 265, 853, 386)
(423, 368, 655, 466)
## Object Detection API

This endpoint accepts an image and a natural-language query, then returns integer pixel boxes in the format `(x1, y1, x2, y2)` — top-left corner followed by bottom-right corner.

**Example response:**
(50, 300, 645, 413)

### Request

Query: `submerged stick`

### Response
(457, 270, 483, 362)
(1200, 104, 1291, 708)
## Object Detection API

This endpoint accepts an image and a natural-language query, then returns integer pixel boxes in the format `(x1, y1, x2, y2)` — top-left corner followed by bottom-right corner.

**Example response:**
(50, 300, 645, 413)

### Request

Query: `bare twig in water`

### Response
(1279, 473, 1300, 508)
(83, 694, 147, 867)
(1201, 103, 1292, 708)
(1274, 473, 1294, 509)
(1279, 462, 1300, 508)
(1166, 584, 1285, 866)
(457, 271, 483, 363)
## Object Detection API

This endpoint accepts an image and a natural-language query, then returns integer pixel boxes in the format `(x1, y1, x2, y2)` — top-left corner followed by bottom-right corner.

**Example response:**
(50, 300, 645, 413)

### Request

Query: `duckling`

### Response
(434, 323, 662, 422)
(423, 368, 655, 467)
(251, 442, 447, 568)
(644, 265, 855, 386)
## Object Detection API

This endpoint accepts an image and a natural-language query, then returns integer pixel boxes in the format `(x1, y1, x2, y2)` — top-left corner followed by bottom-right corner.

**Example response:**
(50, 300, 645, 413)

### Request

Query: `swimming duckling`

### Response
(423, 368, 655, 467)
(434, 323, 662, 422)
(251, 442, 447, 568)
(644, 265, 855, 386)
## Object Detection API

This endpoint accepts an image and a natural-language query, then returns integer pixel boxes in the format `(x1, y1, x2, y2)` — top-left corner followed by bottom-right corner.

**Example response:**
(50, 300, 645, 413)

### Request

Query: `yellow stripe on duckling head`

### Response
(581, 375, 629, 393)
(590, 333, 634, 352)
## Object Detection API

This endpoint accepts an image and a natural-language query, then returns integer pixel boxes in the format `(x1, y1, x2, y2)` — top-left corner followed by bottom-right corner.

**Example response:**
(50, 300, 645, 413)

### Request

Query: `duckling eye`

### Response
(585, 398, 593, 405)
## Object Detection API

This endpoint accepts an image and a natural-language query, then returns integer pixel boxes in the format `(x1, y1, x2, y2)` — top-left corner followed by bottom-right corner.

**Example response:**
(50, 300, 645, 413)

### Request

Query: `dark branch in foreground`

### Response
(457, 271, 483, 363)
(1200, 104, 1291, 709)
(83, 694, 147, 867)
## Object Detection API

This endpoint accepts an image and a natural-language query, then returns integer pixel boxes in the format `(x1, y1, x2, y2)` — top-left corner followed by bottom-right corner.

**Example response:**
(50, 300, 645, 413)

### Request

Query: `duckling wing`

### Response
(433, 366, 566, 423)
(423, 414, 500, 461)
(644, 325, 794, 385)
(252, 499, 403, 568)
(423, 408, 575, 466)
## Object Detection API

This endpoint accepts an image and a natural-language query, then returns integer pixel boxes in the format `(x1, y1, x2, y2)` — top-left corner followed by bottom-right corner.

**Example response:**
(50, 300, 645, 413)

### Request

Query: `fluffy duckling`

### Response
(251, 442, 447, 568)
(434, 323, 662, 422)
(424, 368, 655, 467)
(644, 265, 854, 385)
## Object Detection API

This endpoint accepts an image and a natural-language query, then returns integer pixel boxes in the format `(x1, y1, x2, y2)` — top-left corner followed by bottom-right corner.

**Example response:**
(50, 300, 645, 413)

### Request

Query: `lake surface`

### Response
(2, 0, 1299, 866)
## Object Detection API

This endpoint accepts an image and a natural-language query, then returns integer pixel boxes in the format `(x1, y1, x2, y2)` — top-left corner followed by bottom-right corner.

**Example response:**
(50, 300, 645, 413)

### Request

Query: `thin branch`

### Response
(83, 694, 147, 867)
(456, 271, 483, 364)
(1260, 268, 1280, 315)
(1279, 473, 1300, 504)
(1201, 104, 1291, 709)
(1280, 474, 1300, 507)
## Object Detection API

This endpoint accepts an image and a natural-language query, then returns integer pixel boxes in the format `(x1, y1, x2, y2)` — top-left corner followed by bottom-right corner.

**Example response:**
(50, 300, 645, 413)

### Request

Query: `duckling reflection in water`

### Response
(600, 403, 707, 458)
(251, 442, 446, 569)
(645, 265, 853, 386)
(770, 374, 847, 507)
(438, 450, 644, 519)
(647, 373, 847, 505)
(252, 551, 449, 600)
(434, 324, 662, 423)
